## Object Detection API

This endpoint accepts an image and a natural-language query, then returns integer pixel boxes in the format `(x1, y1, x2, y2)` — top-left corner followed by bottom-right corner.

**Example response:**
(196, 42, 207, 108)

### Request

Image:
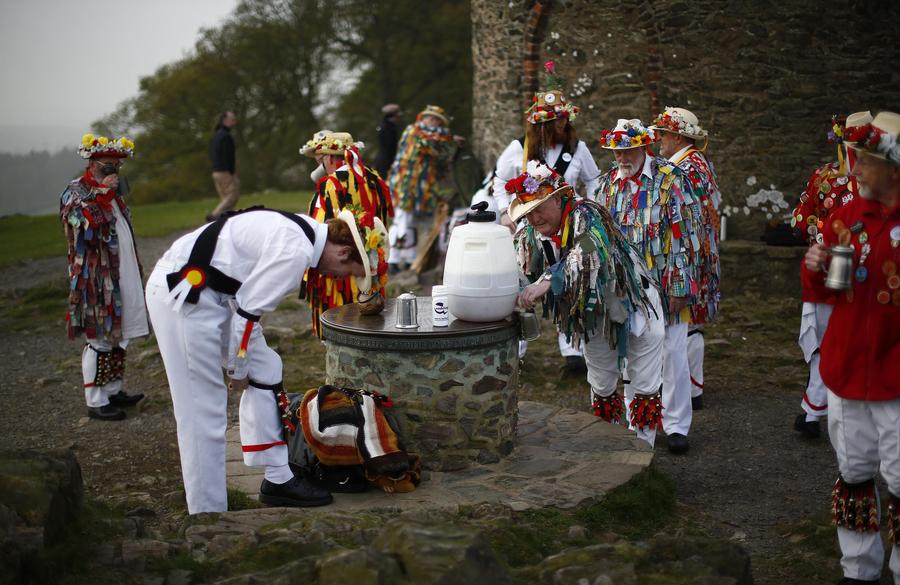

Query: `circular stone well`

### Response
(320, 297, 519, 471)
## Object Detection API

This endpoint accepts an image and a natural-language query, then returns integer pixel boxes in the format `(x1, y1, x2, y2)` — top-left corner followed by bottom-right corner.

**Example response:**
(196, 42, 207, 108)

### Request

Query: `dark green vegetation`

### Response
(96, 0, 472, 204)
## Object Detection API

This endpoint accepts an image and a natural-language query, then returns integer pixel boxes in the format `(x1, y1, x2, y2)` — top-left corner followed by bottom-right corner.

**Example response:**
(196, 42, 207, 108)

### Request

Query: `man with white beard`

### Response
(801, 110, 900, 585)
(650, 107, 722, 412)
(594, 119, 704, 454)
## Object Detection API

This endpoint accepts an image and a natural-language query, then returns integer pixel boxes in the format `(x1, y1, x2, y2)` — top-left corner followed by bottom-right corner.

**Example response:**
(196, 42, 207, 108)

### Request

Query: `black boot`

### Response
(259, 475, 333, 508)
(691, 395, 704, 410)
(836, 577, 879, 584)
(87, 404, 126, 421)
(793, 413, 821, 438)
(108, 391, 144, 407)
(563, 355, 587, 373)
(667, 433, 690, 454)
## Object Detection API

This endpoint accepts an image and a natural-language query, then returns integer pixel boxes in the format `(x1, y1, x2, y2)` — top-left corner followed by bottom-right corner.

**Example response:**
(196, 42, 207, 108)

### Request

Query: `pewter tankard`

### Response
(395, 292, 419, 329)
(825, 245, 855, 290)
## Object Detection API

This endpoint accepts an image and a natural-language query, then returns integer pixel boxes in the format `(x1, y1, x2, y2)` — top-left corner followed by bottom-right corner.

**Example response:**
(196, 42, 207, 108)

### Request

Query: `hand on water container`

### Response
(517, 279, 552, 310)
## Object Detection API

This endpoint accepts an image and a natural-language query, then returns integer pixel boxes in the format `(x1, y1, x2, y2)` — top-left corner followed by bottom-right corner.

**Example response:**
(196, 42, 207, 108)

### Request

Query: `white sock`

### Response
(264, 464, 294, 484)
(805, 413, 820, 423)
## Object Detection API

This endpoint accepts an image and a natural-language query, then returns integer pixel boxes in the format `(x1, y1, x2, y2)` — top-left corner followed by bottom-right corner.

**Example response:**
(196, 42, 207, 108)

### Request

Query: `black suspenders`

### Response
(166, 206, 316, 304)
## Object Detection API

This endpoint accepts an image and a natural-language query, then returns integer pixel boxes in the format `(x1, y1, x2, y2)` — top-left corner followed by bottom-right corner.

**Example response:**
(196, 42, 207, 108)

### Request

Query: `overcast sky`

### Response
(0, 0, 239, 154)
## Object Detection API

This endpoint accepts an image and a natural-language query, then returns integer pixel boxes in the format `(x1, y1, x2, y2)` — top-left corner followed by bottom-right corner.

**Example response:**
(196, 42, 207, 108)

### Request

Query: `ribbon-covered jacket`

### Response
(515, 198, 654, 361)
(60, 175, 140, 341)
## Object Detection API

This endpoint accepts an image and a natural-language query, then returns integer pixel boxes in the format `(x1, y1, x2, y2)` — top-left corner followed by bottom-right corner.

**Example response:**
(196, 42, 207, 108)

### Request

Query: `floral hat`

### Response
(418, 105, 450, 125)
(336, 206, 389, 294)
(844, 111, 900, 165)
(506, 160, 572, 222)
(598, 119, 655, 150)
(649, 107, 707, 141)
(300, 131, 363, 158)
(525, 61, 579, 125)
(78, 134, 135, 159)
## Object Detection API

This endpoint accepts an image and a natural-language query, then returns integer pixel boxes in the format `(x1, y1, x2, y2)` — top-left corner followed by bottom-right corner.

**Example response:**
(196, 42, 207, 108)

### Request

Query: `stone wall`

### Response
(324, 339, 520, 471)
(471, 0, 900, 239)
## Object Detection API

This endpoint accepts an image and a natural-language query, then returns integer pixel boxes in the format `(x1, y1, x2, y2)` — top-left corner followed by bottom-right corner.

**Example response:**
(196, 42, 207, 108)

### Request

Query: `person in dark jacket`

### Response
(374, 104, 402, 178)
(207, 111, 239, 221)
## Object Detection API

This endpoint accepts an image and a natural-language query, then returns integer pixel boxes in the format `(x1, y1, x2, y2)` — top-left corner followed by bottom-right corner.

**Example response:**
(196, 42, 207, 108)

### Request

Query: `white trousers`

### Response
(662, 322, 692, 436)
(82, 338, 129, 407)
(558, 332, 583, 358)
(388, 208, 424, 265)
(828, 390, 900, 583)
(799, 302, 833, 420)
(687, 327, 704, 399)
(146, 261, 287, 514)
(585, 286, 665, 447)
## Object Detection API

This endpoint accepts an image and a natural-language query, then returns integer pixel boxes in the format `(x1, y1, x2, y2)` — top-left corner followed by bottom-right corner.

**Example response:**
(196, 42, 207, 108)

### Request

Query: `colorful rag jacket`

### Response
(672, 149, 721, 325)
(514, 198, 654, 361)
(303, 166, 394, 337)
(595, 156, 702, 324)
(59, 174, 137, 341)
(388, 122, 456, 216)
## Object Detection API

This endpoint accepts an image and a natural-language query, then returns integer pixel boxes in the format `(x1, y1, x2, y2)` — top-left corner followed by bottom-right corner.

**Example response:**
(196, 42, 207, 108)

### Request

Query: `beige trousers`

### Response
(211, 171, 240, 217)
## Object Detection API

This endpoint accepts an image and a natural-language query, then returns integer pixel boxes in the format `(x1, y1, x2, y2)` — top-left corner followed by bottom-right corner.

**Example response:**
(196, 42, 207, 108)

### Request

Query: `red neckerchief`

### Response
(551, 198, 574, 248)
(615, 171, 642, 191)
(81, 170, 117, 212)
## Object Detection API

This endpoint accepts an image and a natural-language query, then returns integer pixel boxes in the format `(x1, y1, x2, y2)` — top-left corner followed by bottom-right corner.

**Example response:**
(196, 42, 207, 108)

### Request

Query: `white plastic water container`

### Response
(442, 202, 519, 322)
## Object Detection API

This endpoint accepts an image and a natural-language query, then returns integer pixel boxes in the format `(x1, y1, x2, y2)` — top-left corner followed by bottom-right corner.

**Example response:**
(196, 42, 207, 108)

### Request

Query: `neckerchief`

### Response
(81, 170, 116, 212)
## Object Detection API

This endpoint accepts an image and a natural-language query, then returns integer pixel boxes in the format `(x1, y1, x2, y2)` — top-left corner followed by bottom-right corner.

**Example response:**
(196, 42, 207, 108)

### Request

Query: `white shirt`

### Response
(111, 200, 149, 339)
(492, 139, 601, 212)
(162, 212, 327, 378)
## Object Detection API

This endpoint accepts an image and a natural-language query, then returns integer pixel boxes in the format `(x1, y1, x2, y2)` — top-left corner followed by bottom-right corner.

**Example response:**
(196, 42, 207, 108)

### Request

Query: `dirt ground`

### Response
(0, 237, 894, 584)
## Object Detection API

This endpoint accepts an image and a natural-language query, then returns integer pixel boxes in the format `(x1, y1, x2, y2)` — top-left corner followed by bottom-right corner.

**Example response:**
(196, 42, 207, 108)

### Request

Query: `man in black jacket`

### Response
(207, 111, 239, 221)
(374, 104, 401, 178)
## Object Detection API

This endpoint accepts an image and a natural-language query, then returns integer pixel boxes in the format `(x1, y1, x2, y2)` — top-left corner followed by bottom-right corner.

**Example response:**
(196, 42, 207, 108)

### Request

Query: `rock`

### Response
(376, 518, 513, 585)
(567, 525, 588, 540)
(316, 548, 391, 585)
(78, 417, 90, 426)
(164, 569, 194, 585)
(473, 376, 506, 395)
(121, 539, 172, 565)
(0, 449, 83, 559)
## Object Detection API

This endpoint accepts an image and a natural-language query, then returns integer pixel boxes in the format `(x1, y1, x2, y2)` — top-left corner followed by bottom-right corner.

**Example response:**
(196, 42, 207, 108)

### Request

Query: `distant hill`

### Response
(0, 150, 83, 217)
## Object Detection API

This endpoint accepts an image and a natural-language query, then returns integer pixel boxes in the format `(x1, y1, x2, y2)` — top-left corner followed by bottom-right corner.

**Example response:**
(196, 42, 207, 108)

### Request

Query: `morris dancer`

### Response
(60, 134, 147, 421)
(790, 111, 871, 438)
(146, 206, 388, 514)
(492, 60, 601, 372)
(300, 131, 393, 336)
(595, 118, 703, 454)
(802, 110, 900, 585)
(511, 162, 664, 446)
(387, 105, 461, 271)
(650, 107, 722, 411)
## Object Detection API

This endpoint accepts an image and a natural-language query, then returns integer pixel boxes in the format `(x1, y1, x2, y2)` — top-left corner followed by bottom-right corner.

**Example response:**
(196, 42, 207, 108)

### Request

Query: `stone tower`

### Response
(471, 0, 900, 238)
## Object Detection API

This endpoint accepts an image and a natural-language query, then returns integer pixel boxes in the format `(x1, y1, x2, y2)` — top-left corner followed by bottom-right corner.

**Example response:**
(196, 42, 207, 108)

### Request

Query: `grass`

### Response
(0, 190, 313, 268)
(484, 466, 676, 569)
(227, 487, 264, 511)
(0, 283, 69, 330)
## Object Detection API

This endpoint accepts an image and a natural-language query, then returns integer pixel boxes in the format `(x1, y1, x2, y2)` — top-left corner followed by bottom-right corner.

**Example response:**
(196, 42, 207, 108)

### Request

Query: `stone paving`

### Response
(226, 400, 653, 512)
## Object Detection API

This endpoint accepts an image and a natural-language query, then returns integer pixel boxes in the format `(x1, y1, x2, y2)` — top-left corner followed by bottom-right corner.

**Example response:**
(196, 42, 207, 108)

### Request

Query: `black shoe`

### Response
(563, 356, 587, 373)
(837, 577, 879, 584)
(794, 413, 821, 438)
(87, 404, 126, 421)
(108, 391, 144, 407)
(667, 433, 690, 454)
(691, 395, 704, 410)
(259, 475, 333, 508)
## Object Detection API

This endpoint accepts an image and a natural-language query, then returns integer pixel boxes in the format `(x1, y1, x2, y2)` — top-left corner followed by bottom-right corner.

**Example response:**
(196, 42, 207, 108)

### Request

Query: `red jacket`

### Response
(800, 197, 900, 401)
(793, 162, 856, 303)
